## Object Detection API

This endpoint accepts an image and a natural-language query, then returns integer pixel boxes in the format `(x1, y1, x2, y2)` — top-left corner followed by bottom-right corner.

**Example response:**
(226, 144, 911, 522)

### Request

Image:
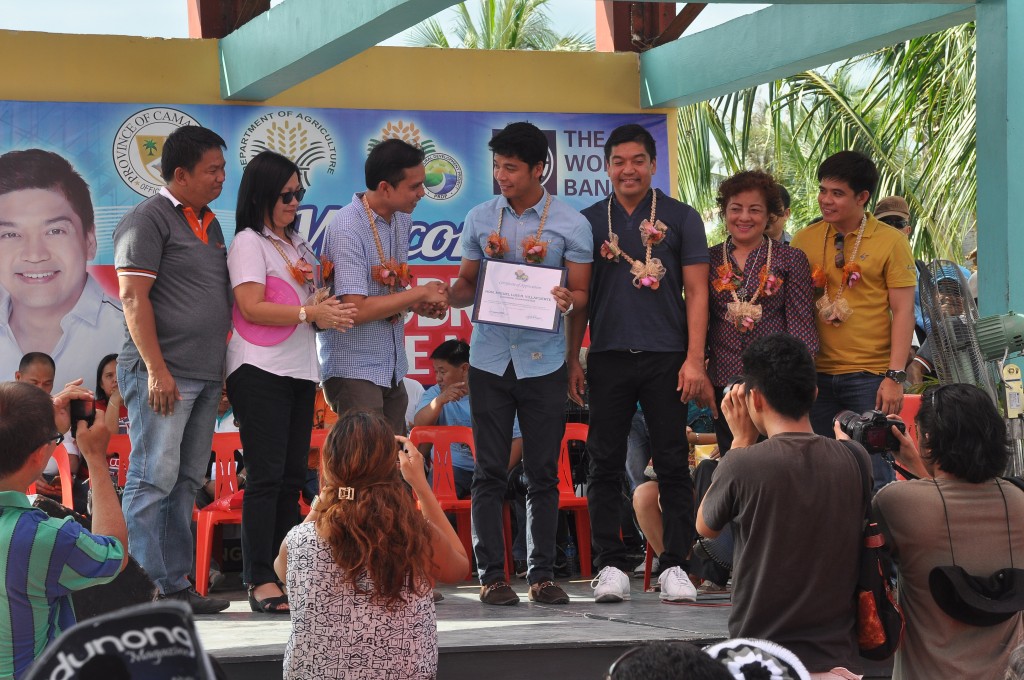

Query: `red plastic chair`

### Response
(106, 434, 133, 489)
(559, 423, 592, 578)
(194, 432, 243, 596)
(27, 443, 74, 508)
(409, 425, 476, 579)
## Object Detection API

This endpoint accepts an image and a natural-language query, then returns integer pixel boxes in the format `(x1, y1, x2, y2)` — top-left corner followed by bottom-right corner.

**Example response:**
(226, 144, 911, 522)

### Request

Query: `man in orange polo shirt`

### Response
(790, 151, 915, 490)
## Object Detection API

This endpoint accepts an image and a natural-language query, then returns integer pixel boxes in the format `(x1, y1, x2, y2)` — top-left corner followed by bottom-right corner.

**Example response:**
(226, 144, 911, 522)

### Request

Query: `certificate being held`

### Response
(472, 259, 567, 333)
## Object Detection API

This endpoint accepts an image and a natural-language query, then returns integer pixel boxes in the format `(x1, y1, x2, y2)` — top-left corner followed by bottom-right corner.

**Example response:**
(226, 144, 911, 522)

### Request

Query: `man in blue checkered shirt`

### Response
(317, 139, 448, 435)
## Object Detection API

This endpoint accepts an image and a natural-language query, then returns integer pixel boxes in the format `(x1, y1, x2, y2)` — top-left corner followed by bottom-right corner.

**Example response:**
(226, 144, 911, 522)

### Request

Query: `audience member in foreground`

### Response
(869, 384, 1024, 680)
(276, 411, 469, 679)
(703, 638, 811, 680)
(0, 381, 127, 679)
(697, 333, 867, 678)
(603, 641, 732, 680)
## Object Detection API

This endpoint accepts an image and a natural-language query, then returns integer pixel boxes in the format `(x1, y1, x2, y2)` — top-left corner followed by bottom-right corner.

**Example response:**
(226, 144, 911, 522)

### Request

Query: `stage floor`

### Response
(197, 575, 735, 680)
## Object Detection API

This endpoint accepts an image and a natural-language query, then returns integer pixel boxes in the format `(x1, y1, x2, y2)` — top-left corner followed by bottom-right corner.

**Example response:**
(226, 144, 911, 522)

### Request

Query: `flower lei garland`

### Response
(600, 190, 668, 290)
(484, 194, 553, 264)
(813, 214, 866, 326)
(712, 237, 782, 332)
(362, 194, 411, 323)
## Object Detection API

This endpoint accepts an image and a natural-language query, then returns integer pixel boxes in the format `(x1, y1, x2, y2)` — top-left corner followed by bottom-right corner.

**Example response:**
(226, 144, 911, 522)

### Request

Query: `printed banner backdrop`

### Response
(0, 100, 668, 384)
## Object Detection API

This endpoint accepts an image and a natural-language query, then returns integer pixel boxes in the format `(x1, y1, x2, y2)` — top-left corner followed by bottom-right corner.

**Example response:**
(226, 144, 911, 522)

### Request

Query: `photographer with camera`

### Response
(0, 380, 127, 678)
(863, 384, 1024, 680)
(696, 334, 868, 678)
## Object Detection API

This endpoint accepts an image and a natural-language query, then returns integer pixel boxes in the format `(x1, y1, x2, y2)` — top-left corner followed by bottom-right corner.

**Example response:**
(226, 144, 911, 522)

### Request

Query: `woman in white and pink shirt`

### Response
(226, 151, 355, 614)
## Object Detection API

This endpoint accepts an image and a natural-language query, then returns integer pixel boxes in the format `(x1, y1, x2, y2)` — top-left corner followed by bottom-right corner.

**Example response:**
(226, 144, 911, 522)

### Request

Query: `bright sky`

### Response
(0, 0, 766, 42)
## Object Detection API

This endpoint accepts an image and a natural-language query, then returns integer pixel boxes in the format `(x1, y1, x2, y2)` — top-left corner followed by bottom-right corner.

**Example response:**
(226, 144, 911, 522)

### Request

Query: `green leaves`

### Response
(677, 23, 976, 262)
(405, 0, 595, 52)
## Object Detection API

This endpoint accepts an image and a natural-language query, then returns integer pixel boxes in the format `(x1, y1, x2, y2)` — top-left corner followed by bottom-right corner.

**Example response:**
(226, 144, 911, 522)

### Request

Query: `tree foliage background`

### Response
(678, 23, 976, 261)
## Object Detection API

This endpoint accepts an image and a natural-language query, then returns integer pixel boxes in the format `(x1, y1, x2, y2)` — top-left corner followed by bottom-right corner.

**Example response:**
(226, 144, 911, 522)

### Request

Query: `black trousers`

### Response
(469, 362, 566, 585)
(586, 351, 694, 572)
(226, 364, 315, 587)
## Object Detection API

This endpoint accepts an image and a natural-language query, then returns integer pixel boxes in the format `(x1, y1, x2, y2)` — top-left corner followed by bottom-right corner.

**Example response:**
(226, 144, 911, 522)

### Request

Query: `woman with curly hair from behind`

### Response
(275, 410, 469, 679)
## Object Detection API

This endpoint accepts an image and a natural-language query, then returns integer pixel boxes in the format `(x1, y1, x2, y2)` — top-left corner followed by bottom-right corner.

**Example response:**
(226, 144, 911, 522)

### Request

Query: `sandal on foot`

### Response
(248, 584, 290, 614)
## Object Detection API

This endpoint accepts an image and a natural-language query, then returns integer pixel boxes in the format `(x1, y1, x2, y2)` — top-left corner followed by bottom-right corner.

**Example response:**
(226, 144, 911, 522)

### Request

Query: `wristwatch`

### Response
(884, 369, 907, 384)
(561, 301, 574, 318)
(298, 306, 307, 323)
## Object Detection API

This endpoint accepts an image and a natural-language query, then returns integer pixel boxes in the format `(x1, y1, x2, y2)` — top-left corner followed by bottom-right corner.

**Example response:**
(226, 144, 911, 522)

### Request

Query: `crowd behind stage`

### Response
(1, 121, 1017, 680)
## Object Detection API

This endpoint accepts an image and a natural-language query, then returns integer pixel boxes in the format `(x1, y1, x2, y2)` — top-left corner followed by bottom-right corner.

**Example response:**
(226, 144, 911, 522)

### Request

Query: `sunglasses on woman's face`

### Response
(279, 188, 306, 204)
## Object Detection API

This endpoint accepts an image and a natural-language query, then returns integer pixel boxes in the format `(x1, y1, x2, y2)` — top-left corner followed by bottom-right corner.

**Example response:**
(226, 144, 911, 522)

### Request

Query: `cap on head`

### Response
(875, 196, 910, 221)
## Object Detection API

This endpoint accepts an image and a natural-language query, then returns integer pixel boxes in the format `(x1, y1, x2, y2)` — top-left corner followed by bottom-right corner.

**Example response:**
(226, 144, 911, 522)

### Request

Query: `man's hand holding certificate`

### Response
(472, 260, 568, 333)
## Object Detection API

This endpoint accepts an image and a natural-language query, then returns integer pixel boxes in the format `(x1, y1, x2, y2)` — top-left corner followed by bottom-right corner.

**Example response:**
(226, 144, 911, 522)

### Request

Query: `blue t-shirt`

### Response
(417, 385, 521, 471)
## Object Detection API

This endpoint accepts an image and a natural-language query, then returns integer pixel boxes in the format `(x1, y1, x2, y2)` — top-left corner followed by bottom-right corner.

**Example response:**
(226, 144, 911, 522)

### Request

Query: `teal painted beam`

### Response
(219, 0, 459, 101)
(630, 0, 975, 3)
(976, 0, 1024, 316)
(639, 3, 974, 109)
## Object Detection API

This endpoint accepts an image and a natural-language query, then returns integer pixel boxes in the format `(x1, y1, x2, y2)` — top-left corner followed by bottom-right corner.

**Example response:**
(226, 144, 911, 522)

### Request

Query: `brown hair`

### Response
(316, 411, 434, 608)
(716, 170, 786, 226)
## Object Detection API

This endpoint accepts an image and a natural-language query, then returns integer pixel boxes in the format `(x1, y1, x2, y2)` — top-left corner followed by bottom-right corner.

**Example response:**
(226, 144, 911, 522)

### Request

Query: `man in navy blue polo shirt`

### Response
(569, 124, 711, 604)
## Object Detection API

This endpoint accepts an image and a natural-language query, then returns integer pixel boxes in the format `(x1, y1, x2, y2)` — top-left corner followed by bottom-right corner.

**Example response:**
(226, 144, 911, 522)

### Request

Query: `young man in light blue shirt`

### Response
(450, 122, 592, 606)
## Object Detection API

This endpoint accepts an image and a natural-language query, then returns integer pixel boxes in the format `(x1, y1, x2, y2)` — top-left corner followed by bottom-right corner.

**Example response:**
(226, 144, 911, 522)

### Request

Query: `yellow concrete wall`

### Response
(0, 30, 677, 188)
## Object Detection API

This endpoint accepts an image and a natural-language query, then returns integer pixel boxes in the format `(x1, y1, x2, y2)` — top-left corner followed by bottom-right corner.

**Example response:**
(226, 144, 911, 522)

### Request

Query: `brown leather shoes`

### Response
(480, 581, 520, 606)
(528, 581, 570, 605)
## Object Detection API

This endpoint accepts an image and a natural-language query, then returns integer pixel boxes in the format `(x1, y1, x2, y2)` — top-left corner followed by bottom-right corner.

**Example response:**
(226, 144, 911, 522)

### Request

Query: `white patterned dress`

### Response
(283, 523, 438, 679)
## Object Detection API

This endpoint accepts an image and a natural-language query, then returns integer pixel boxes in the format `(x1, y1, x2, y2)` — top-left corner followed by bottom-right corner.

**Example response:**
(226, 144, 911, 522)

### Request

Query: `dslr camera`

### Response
(834, 409, 905, 454)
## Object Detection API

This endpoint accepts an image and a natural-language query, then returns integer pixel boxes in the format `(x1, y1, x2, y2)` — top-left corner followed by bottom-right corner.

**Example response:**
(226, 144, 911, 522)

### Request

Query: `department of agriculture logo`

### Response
(240, 110, 337, 187)
(112, 107, 199, 196)
(368, 121, 463, 201)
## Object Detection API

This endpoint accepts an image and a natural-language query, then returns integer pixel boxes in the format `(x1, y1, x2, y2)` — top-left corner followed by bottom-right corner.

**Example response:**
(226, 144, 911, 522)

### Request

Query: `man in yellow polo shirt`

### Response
(791, 151, 916, 490)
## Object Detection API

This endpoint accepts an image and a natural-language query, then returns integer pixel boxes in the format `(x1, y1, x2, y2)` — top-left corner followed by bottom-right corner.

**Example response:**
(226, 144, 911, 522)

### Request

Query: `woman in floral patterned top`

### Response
(707, 171, 818, 453)
(275, 411, 469, 679)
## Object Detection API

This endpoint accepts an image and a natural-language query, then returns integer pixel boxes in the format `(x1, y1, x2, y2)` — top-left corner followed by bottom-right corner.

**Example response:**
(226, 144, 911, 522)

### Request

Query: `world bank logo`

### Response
(112, 107, 200, 196)
(240, 110, 338, 186)
(423, 152, 464, 201)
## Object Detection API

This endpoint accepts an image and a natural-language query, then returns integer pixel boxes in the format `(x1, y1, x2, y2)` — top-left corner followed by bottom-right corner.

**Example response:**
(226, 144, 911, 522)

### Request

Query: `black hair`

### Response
(608, 642, 733, 680)
(778, 185, 791, 210)
(489, 122, 548, 169)
(95, 353, 119, 403)
(0, 149, 95, 236)
(430, 339, 470, 367)
(878, 214, 909, 230)
(364, 139, 425, 190)
(604, 124, 657, 163)
(917, 384, 1009, 483)
(160, 126, 226, 183)
(19, 352, 55, 374)
(235, 151, 302, 235)
(740, 333, 817, 420)
(715, 170, 786, 225)
(817, 150, 879, 201)
(0, 381, 57, 477)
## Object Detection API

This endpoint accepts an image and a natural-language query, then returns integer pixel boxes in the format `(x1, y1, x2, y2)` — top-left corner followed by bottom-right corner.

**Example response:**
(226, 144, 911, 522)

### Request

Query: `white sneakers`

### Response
(592, 566, 631, 603)
(658, 566, 697, 602)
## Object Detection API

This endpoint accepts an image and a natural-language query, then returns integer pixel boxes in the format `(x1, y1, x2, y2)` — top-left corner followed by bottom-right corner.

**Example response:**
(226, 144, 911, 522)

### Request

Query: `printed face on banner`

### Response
(0, 188, 95, 315)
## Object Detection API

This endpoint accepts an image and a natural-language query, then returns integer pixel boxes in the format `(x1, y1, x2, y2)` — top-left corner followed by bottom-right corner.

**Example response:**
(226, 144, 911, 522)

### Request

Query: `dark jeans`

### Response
(227, 364, 315, 587)
(586, 351, 693, 572)
(810, 371, 893, 492)
(469, 362, 566, 585)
